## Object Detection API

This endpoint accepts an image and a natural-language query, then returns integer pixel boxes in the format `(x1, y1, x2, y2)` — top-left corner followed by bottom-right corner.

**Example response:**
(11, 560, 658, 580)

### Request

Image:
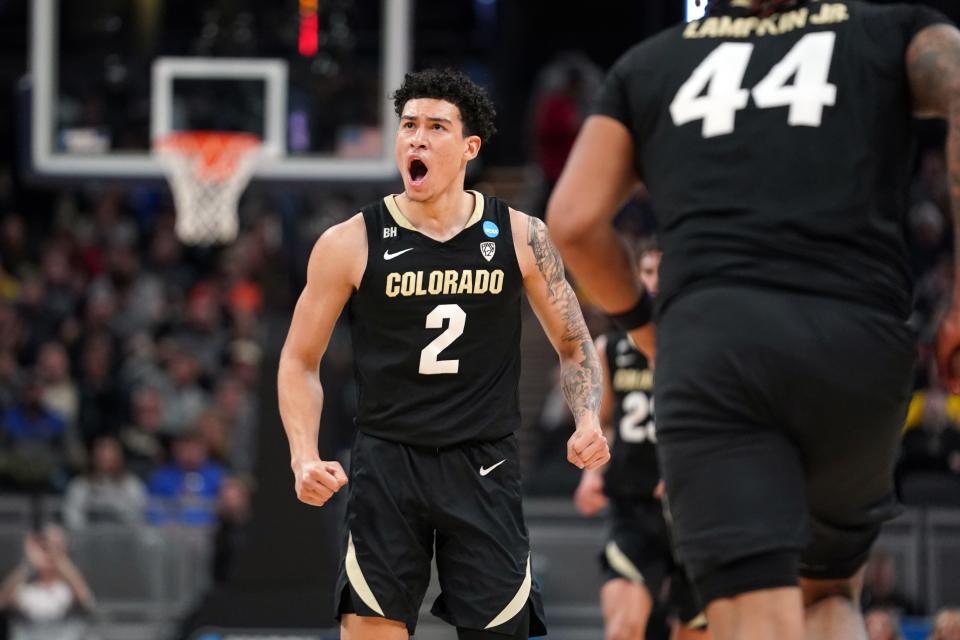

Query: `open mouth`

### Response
(408, 158, 428, 185)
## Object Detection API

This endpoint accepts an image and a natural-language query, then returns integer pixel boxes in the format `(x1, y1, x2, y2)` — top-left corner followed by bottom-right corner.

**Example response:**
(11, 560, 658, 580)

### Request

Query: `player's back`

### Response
(597, 1, 946, 317)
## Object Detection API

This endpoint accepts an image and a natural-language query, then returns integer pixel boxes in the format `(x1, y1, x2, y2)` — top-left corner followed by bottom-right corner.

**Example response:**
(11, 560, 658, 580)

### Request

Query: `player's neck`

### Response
(397, 187, 475, 238)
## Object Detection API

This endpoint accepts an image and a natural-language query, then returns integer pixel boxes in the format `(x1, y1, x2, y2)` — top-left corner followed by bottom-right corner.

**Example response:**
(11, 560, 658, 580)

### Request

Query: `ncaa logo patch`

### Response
(482, 221, 500, 238)
(480, 242, 496, 262)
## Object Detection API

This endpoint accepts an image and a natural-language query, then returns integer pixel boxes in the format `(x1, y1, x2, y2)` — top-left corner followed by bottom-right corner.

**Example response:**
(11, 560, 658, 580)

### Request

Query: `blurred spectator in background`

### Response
(118, 332, 165, 392)
(172, 283, 227, 381)
(63, 436, 146, 530)
(38, 245, 78, 333)
(211, 476, 252, 584)
(0, 526, 94, 640)
(909, 200, 949, 281)
(226, 339, 261, 391)
(899, 387, 960, 506)
(118, 386, 166, 480)
(866, 608, 903, 640)
(14, 276, 59, 366)
(901, 388, 960, 476)
(861, 550, 920, 616)
(35, 342, 84, 471)
(194, 410, 230, 467)
(35, 343, 77, 433)
(75, 332, 124, 446)
(147, 431, 225, 527)
(0, 349, 20, 411)
(530, 53, 601, 217)
(0, 216, 30, 279)
(91, 239, 165, 340)
(931, 609, 960, 640)
(213, 376, 257, 474)
(147, 225, 194, 295)
(0, 302, 25, 361)
(0, 376, 69, 492)
(157, 344, 209, 437)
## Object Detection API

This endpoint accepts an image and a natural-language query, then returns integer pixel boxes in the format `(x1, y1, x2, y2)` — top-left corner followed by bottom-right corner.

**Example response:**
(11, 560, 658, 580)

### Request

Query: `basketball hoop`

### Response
(154, 131, 261, 246)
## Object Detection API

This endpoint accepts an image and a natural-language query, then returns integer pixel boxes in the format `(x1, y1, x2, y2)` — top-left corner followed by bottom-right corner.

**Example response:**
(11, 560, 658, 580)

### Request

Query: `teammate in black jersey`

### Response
(548, 1, 960, 639)
(278, 69, 610, 640)
(574, 246, 708, 640)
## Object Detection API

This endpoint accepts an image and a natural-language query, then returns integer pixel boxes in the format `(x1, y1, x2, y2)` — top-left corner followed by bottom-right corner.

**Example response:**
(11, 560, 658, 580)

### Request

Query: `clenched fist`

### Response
(293, 459, 348, 507)
(567, 426, 611, 471)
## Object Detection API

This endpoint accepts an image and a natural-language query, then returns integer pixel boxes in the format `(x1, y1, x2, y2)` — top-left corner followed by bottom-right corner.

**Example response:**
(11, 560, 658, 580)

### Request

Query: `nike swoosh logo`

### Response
(479, 460, 506, 476)
(383, 248, 414, 260)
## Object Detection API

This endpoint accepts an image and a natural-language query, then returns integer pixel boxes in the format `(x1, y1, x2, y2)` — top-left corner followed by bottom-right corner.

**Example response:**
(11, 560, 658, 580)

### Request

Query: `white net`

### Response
(155, 132, 261, 246)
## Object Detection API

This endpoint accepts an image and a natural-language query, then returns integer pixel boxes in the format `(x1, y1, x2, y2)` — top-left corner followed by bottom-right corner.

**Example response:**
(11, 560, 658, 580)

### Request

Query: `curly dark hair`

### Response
(392, 68, 497, 142)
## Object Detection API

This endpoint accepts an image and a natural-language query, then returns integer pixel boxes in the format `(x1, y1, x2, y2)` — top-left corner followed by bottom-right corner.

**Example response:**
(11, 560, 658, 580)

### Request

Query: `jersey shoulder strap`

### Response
(481, 194, 523, 277)
(357, 199, 388, 255)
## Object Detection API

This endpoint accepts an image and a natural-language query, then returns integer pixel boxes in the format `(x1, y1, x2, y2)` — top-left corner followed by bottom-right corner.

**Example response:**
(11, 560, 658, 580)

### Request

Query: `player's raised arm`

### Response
(277, 214, 366, 507)
(909, 24, 960, 391)
(512, 209, 610, 471)
(545, 116, 654, 358)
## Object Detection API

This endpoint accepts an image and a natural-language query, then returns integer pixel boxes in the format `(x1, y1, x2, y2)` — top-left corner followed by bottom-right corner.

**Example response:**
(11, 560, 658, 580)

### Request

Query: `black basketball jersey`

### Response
(596, 1, 952, 318)
(602, 332, 661, 499)
(348, 192, 523, 448)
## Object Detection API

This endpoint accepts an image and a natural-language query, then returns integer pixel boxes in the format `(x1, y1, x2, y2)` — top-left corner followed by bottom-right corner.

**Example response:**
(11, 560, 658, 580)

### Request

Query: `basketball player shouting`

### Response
(548, 1, 959, 639)
(278, 68, 609, 640)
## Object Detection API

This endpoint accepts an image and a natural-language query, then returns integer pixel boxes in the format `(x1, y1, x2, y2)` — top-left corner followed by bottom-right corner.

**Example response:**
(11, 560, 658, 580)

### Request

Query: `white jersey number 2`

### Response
(419, 304, 466, 375)
(670, 32, 837, 138)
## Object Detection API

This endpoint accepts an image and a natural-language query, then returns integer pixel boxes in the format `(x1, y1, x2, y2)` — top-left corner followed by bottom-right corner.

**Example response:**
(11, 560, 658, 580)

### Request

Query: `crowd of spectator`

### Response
(0, 177, 266, 533)
(899, 144, 960, 507)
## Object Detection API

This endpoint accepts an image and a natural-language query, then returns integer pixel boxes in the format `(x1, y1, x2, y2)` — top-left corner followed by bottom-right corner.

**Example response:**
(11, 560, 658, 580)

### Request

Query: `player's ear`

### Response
(463, 134, 481, 161)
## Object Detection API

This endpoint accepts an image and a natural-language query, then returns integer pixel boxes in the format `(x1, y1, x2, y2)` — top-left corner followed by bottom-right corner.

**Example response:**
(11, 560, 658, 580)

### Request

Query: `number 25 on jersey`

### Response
(670, 32, 837, 138)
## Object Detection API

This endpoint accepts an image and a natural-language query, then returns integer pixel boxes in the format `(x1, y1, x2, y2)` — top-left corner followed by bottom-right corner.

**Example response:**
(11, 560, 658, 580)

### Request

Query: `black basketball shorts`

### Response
(655, 286, 915, 603)
(601, 496, 704, 627)
(335, 431, 546, 636)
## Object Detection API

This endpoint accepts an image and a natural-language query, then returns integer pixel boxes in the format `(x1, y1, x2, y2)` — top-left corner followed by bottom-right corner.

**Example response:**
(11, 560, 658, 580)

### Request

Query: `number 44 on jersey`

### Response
(670, 32, 837, 138)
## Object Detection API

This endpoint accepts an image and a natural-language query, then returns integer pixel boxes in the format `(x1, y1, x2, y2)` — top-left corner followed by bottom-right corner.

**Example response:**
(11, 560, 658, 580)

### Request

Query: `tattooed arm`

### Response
(908, 23, 960, 392)
(512, 210, 610, 471)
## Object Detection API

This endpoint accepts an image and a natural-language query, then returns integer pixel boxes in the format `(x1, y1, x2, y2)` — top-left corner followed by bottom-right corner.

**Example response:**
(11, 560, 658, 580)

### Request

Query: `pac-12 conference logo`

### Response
(482, 221, 499, 238)
(480, 242, 496, 262)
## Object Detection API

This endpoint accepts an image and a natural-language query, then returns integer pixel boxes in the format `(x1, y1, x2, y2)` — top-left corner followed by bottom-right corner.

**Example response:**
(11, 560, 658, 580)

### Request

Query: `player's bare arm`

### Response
(512, 209, 610, 471)
(546, 116, 655, 359)
(574, 333, 615, 516)
(277, 214, 366, 507)
(909, 24, 960, 391)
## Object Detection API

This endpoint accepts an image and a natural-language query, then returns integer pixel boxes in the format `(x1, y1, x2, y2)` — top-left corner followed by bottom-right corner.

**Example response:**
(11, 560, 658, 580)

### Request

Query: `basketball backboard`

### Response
(29, 0, 410, 180)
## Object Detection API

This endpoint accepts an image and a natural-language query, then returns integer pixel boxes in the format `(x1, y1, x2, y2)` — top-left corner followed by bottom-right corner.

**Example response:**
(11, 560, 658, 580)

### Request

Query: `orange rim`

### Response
(156, 131, 260, 181)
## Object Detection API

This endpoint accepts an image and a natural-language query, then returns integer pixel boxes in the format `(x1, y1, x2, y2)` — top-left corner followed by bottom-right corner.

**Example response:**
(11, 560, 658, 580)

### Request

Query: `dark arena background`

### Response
(0, 1, 957, 639)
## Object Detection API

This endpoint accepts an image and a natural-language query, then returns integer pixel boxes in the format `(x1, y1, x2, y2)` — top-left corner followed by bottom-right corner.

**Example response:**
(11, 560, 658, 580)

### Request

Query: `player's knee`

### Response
(695, 550, 799, 606)
(602, 583, 649, 640)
